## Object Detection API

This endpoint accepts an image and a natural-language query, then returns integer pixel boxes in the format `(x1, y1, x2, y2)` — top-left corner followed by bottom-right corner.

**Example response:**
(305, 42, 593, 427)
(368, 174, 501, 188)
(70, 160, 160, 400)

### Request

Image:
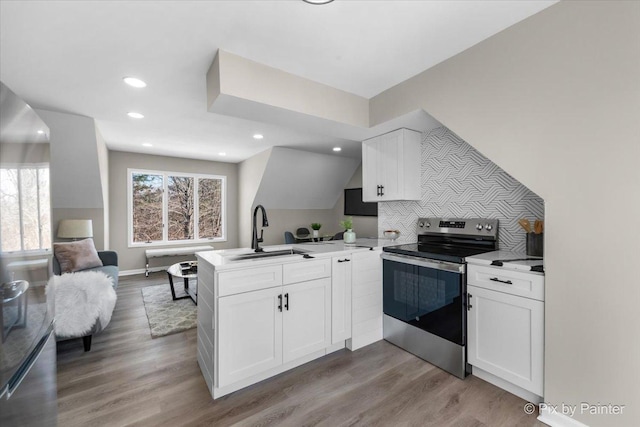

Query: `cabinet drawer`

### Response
(218, 265, 283, 296)
(467, 265, 544, 301)
(283, 258, 331, 285)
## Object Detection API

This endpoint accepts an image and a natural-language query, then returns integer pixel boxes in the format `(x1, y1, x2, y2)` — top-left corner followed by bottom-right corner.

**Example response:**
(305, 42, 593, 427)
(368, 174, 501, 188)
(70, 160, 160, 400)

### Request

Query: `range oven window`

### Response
(383, 259, 464, 345)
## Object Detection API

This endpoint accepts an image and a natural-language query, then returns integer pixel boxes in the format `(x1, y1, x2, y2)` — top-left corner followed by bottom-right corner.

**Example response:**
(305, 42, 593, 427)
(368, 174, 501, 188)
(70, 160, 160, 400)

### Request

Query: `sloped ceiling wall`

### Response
(36, 108, 109, 250)
(254, 147, 359, 210)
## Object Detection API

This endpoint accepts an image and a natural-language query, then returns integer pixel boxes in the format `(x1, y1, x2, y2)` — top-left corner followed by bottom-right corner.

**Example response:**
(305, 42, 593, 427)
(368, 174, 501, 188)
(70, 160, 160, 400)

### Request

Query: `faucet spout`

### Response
(252, 205, 269, 252)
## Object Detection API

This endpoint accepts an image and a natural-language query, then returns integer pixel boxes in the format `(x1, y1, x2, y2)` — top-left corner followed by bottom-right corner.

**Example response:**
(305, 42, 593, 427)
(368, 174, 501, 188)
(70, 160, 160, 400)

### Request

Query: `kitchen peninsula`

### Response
(195, 239, 390, 399)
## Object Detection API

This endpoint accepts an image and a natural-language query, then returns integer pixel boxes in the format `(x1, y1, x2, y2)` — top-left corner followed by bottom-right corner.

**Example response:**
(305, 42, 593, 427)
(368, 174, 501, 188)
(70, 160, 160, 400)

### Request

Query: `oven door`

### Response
(382, 253, 466, 345)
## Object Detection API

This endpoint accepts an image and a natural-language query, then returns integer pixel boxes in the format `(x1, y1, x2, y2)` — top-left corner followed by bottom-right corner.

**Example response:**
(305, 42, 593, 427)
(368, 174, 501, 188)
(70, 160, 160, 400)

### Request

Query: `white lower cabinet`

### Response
(467, 284, 544, 397)
(218, 286, 283, 387)
(218, 277, 331, 388)
(348, 249, 382, 350)
(283, 278, 331, 362)
(331, 256, 352, 344)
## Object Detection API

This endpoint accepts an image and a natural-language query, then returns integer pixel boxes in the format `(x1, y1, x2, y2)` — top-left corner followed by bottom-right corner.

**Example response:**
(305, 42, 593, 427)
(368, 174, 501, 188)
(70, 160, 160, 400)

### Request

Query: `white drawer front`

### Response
(283, 258, 331, 284)
(467, 265, 544, 301)
(218, 265, 283, 296)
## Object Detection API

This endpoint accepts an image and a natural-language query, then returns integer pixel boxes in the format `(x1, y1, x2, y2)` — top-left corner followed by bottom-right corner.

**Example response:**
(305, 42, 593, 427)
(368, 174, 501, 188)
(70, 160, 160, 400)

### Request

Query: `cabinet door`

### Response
(348, 250, 383, 351)
(282, 278, 331, 363)
(467, 285, 544, 396)
(362, 139, 380, 202)
(331, 256, 352, 344)
(377, 131, 401, 201)
(218, 287, 283, 387)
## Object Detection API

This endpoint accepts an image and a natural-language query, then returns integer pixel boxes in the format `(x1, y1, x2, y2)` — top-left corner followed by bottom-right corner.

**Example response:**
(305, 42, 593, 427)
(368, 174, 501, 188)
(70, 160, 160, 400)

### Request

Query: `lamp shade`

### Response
(57, 219, 93, 239)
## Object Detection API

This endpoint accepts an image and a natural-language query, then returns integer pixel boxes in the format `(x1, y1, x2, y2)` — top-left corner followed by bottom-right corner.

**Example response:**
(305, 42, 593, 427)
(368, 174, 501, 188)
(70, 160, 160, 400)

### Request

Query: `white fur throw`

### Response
(48, 271, 117, 338)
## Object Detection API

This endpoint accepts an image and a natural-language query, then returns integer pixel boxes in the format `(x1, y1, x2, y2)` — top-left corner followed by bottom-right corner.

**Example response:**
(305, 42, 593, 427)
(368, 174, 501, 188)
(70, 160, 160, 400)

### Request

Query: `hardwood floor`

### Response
(57, 272, 545, 427)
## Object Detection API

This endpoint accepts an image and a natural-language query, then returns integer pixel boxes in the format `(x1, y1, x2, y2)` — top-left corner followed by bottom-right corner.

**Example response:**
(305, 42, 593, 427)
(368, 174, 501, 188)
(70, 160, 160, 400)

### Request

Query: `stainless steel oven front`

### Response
(381, 252, 469, 378)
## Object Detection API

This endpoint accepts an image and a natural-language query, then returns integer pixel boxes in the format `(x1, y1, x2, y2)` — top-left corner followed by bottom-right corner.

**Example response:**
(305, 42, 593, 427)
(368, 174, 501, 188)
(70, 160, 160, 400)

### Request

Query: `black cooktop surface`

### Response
(383, 243, 493, 264)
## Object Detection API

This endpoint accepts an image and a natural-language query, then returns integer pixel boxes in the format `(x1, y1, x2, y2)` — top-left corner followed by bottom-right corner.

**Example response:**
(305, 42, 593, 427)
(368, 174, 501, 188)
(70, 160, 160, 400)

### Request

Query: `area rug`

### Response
(141, 284, 196, 338)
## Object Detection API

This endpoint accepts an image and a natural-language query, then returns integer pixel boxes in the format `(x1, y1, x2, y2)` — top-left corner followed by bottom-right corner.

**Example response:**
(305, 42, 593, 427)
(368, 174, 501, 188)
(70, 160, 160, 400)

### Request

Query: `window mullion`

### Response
(17, 170, 25, 251)
(194, 177, 199, 240)
(36, 168, 42, 249)
(163, 173, 168, 243)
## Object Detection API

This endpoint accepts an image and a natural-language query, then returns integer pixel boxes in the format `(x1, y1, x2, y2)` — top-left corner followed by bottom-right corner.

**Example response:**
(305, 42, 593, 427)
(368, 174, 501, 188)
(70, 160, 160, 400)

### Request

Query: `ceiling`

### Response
(0, 1, 556, 163)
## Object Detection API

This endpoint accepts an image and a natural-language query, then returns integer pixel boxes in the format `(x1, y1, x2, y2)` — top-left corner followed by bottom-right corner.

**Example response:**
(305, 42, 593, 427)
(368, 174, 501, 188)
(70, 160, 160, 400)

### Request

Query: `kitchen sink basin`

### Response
(229, 248, 308, 261)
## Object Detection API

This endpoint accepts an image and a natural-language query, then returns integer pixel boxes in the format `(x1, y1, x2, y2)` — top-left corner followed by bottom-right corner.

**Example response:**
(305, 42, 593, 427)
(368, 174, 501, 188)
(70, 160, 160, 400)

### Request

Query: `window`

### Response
(128, 169, 225, 246)
(0, 166, 51, 252)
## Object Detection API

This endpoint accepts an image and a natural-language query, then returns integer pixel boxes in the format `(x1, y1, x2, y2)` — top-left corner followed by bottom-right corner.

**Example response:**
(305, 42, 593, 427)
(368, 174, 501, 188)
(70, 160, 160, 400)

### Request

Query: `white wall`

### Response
(254, 147, 359, 210)
(209, 50, 369, 128)
(238, 148, 272, 247)
(370, 2, 640, 425)
(238, 148, 375, 247)
(95, 127, 109, 249)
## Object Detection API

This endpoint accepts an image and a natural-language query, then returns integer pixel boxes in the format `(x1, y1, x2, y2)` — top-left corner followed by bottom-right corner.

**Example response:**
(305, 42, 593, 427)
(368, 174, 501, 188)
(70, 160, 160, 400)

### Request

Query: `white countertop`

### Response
(465, 250, 544, 274)
(196, 238, 396, 271)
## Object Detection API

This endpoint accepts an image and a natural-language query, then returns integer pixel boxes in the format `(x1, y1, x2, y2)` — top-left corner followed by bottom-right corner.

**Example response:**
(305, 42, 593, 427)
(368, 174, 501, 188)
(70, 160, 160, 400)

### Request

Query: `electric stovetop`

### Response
(383, 243, 492, 264)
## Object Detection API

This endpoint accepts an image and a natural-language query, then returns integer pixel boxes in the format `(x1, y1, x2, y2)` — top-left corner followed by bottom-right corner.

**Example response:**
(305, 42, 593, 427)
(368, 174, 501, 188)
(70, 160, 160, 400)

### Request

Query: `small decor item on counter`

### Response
(519, 217, 544, 256)
(311, 223, 322, 238)
(383, 230, 400, 241)
(340, 217, 356, 244)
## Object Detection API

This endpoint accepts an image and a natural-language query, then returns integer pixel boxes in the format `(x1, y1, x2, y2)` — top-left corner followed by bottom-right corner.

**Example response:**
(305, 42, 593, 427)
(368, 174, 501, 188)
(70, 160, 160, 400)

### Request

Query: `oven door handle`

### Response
(380, 252, 465, 273)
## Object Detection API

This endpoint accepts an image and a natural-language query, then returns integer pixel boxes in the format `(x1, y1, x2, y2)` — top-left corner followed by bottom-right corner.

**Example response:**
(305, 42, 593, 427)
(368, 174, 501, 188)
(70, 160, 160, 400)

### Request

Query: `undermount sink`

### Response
(229, 248, 308, 261)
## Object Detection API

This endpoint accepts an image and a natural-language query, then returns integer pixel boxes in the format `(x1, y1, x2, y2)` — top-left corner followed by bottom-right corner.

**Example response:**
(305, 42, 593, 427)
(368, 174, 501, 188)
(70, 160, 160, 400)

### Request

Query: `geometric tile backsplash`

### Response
(378, 126, 544, 252)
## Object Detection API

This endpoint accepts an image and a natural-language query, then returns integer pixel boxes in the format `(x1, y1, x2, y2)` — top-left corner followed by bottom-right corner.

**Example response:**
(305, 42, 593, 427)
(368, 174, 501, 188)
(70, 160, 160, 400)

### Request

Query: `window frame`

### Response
(127, 168, 227, 248)
(0, 163, 51, 253)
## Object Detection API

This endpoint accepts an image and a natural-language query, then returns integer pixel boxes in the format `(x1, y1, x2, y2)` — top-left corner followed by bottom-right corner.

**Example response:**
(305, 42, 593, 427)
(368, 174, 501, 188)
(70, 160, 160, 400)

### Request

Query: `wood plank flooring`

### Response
(56, 272, 545, 427)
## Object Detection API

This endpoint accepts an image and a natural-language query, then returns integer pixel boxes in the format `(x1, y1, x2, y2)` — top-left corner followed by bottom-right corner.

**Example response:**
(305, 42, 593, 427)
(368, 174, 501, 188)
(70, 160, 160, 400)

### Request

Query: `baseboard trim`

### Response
(119, 266, 170, 277)
(471, 366, 542, 404)
(538, 406, 590, 427)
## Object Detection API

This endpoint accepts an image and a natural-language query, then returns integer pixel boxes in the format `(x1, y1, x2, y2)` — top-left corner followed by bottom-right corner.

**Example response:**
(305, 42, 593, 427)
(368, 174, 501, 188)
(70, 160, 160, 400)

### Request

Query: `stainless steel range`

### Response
(381, 217, 498, 378)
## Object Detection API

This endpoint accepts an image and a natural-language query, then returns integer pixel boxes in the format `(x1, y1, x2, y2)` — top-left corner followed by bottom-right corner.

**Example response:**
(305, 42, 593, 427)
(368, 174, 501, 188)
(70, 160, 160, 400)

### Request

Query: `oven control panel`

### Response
(418, 217, 498, 237)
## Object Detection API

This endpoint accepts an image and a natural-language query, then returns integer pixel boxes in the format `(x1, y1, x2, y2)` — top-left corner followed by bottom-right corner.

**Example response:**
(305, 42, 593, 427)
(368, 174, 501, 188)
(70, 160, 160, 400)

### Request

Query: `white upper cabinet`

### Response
(362, 128, 421, 202)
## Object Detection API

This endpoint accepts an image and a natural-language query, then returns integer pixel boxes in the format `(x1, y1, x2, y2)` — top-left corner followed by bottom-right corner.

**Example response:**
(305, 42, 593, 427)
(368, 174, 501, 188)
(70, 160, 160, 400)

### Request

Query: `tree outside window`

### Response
(130, 170, 225, 245)
(0, 166, 51, 252)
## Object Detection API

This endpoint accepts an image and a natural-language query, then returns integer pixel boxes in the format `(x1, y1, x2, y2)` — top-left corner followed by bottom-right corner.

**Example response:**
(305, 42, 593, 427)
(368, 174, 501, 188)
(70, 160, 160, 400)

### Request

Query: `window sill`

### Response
(0, 249, 52, 259)
(128, 239, 226, 249)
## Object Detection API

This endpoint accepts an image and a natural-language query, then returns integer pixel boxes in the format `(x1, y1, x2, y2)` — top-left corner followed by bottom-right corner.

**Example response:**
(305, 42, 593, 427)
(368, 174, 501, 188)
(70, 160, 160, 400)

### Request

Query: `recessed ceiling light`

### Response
(253, 134, 264, 140)
(142, 143, 153, 147)
(219, 152, 227, 156)
(127, 112, 144, 119)
(302, 0, 334, 4)
(37, 130, 44, 134)
(123, 77, 147, 88)
(333, 147, 342, 152)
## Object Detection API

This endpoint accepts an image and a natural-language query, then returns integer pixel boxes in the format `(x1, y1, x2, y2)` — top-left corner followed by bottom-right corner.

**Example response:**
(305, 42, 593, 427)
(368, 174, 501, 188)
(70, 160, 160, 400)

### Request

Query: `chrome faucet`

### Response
(252, 204, 269, 252)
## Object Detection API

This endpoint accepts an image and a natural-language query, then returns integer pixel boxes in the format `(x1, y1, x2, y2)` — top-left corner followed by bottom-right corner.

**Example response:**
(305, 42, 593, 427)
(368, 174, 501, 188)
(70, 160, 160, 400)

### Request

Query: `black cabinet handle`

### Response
(490, 277, 513, 285)
(380, 185, 384, 196)
(376, 185, 381, 196)
(467, 293, 472, 310)
(278, 294, 283, 312)
(284, 293, 289, 311)
(337, 258, 351, 263)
